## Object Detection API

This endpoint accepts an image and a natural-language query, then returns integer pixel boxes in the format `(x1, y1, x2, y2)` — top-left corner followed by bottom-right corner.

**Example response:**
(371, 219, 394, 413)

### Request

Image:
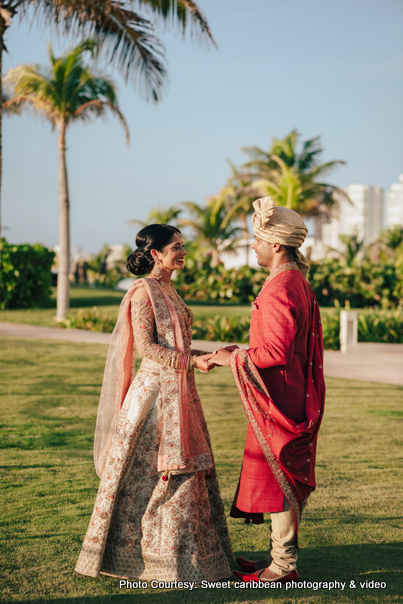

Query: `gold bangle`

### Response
(174, 352, 180, 370)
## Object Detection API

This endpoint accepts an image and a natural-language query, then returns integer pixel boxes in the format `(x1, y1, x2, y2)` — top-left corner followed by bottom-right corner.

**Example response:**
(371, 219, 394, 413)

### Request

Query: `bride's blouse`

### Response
(131, 289, 203, 372)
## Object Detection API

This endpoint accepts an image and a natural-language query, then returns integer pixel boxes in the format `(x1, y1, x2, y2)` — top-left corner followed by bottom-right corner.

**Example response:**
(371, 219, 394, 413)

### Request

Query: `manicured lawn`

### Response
(0, 285, 343, 329)
(0, 287, 125, 327)
(1, 336, 402, 603)
(0, 286, 252, 327)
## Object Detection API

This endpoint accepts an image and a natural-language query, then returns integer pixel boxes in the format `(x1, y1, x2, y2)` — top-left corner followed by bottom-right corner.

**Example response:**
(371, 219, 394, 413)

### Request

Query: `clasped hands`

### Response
(194, 346, 239, 372)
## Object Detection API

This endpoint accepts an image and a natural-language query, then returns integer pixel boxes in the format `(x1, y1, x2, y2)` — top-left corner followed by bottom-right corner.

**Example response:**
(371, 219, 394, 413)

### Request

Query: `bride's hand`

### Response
(194, 353, 215, 373)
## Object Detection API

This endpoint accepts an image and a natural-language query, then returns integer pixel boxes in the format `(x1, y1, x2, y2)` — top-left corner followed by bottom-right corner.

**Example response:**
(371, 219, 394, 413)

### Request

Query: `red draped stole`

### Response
(230, 291, 325, 529)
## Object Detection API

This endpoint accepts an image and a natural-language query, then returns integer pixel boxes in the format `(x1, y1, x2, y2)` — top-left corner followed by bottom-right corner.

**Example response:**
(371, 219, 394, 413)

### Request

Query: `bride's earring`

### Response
(152, 258, 163, 280)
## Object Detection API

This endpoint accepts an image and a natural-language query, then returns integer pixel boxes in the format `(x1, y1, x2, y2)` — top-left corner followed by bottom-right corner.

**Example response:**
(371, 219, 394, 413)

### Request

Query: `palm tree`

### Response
(251, 154, 303, 211)
(240, 129, 350, 217)
(4, 40, 130, 319)
(0, 0, 215, 281)
(337, 233, 364, 267)
(211, 161, 257, 264)
(180, 197, 241, 265)
(129, 204, 182, 228)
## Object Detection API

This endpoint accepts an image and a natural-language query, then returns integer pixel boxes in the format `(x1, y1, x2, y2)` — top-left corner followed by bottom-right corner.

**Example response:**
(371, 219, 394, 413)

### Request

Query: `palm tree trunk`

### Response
(241, 214, 249, 265)
(56, 123, 70, 320)
(211, 247, 220, 266)
(0, 18, 4, 285)
(287, 182, 293, 209)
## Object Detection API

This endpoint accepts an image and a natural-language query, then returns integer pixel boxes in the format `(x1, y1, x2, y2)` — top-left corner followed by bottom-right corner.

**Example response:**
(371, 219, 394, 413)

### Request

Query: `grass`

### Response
(1, 336, 403, 604)
(0, 286, 252, 328)
(0, 286, 351, 330)
(0, 287, 125, 327)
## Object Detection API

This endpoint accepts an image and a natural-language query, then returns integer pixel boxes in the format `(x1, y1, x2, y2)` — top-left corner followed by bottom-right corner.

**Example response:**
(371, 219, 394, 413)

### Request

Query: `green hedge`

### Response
(190, 311, 342, 351)
(175, 257, 266, 303)
(59, 306, 403, 351)
(0, 239, 55, 309)
(60, 307, 116, 332)
(309, 259, 403, 308)
(192, 309, 403, 350)
(173, 256, 403, 308)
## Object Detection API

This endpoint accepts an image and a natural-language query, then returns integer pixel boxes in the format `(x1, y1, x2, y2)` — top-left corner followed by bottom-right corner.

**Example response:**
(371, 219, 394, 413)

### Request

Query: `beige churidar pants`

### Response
(256, 497, 298, 576)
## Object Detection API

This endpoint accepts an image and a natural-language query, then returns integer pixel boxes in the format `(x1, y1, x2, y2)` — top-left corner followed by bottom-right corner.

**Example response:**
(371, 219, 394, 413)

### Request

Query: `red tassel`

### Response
(162, 472, 168, 482)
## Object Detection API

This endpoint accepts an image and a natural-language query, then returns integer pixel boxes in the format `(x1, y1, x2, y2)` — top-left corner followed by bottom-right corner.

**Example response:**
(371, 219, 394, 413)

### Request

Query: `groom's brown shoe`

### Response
(236, 557, 268, 573)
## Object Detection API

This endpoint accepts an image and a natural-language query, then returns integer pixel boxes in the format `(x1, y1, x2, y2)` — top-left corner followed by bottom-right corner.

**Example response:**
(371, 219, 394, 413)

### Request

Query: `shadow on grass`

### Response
(5, 543, 402, 604)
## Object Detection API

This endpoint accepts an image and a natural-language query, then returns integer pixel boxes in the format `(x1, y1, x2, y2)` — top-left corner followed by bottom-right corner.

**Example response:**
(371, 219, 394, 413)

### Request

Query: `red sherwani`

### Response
(231, 267, 324, 522)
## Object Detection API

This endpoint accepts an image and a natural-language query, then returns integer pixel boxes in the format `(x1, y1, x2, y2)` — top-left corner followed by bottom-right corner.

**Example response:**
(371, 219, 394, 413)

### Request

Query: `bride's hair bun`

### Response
(127, 223, 181, 276)
(126, 247, 153, 276)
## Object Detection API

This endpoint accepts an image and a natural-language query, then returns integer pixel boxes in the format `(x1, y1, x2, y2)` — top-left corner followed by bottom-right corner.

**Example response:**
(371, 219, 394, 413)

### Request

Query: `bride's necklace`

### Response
(159, 279, 177, 300)
(158, 279, 193, 331)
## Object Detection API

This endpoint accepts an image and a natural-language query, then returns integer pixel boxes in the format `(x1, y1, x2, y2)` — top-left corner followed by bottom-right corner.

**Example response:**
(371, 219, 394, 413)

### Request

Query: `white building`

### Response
(338, 184, 383, 246)
(310, 184, 384, 258)
(384, 174, 403, 229)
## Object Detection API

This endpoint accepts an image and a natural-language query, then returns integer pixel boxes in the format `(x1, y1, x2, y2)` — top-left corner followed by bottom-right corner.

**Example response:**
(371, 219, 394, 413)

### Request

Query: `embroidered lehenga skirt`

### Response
(75, 361, 233, 581)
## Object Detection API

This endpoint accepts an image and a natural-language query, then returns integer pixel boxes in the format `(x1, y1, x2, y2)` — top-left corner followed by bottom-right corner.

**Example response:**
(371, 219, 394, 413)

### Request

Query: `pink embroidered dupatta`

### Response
(93, 277, 211, 478)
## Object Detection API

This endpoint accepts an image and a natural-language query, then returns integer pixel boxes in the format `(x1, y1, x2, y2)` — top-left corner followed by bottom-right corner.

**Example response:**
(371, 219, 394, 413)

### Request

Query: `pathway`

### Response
(1, 322, 402, 386)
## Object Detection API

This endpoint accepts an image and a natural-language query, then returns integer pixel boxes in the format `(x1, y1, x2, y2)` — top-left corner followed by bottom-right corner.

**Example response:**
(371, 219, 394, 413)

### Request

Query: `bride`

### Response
(75, 224, 233, 581)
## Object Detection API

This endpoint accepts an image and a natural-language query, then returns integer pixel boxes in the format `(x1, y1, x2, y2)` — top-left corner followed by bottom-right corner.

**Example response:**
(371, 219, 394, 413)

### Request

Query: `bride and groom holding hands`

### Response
(75, 197, 325, 585)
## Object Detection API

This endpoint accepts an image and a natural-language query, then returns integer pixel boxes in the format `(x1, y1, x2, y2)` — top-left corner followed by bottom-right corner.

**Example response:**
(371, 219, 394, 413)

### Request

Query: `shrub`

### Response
(175, 254, 403, 308)
(192, 315, 250, 342)
(94, 266, 128, 289)
(320, 310, 340, 350)
(59, 307, 116, 332)
(357, 309, 403, 344)
(175, 257, 266, 303)
(58, 305, 403, 350)
(192, 312, 340, 350)
(0, 238, 55, 309)
(191, 309, 403, 350)
(309, 259, 403, 308)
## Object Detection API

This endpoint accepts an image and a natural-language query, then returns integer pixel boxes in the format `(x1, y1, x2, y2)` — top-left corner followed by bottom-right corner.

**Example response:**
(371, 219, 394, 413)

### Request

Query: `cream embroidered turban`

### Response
(252, 196, 310, 279)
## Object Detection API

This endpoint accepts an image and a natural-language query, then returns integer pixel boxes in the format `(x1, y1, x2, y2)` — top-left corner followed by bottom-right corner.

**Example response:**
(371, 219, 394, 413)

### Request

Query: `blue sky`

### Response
(2, 0, 403, 252)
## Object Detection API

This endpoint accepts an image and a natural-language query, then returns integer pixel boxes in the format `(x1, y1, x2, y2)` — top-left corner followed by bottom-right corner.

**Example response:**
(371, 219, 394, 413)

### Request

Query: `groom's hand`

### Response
(208, 348, 232, 367)
(223, 345, 239, 353)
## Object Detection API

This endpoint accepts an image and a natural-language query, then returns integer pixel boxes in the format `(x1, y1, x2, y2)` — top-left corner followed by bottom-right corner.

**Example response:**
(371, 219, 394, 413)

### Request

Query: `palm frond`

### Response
(4, 65, 61, 125)
(297, 135, 322, 171)
(128, 218, 147, 226)
(241, 145, 272, 169)
(180, 201, 207, 218)
(178, 217, 205, 236)
(5, 40, 130, 137)
(307, 160, 346, 179)
(136, 0, 216, 47)
(253, 177, 285, 200)
(23, 0, 167, 101)
(73, 99, 130, 143)
(147, 205, 182, 223)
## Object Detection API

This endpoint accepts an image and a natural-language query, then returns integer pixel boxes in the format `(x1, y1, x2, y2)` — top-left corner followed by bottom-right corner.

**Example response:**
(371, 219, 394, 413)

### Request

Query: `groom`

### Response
(210, 197, 325, 584)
